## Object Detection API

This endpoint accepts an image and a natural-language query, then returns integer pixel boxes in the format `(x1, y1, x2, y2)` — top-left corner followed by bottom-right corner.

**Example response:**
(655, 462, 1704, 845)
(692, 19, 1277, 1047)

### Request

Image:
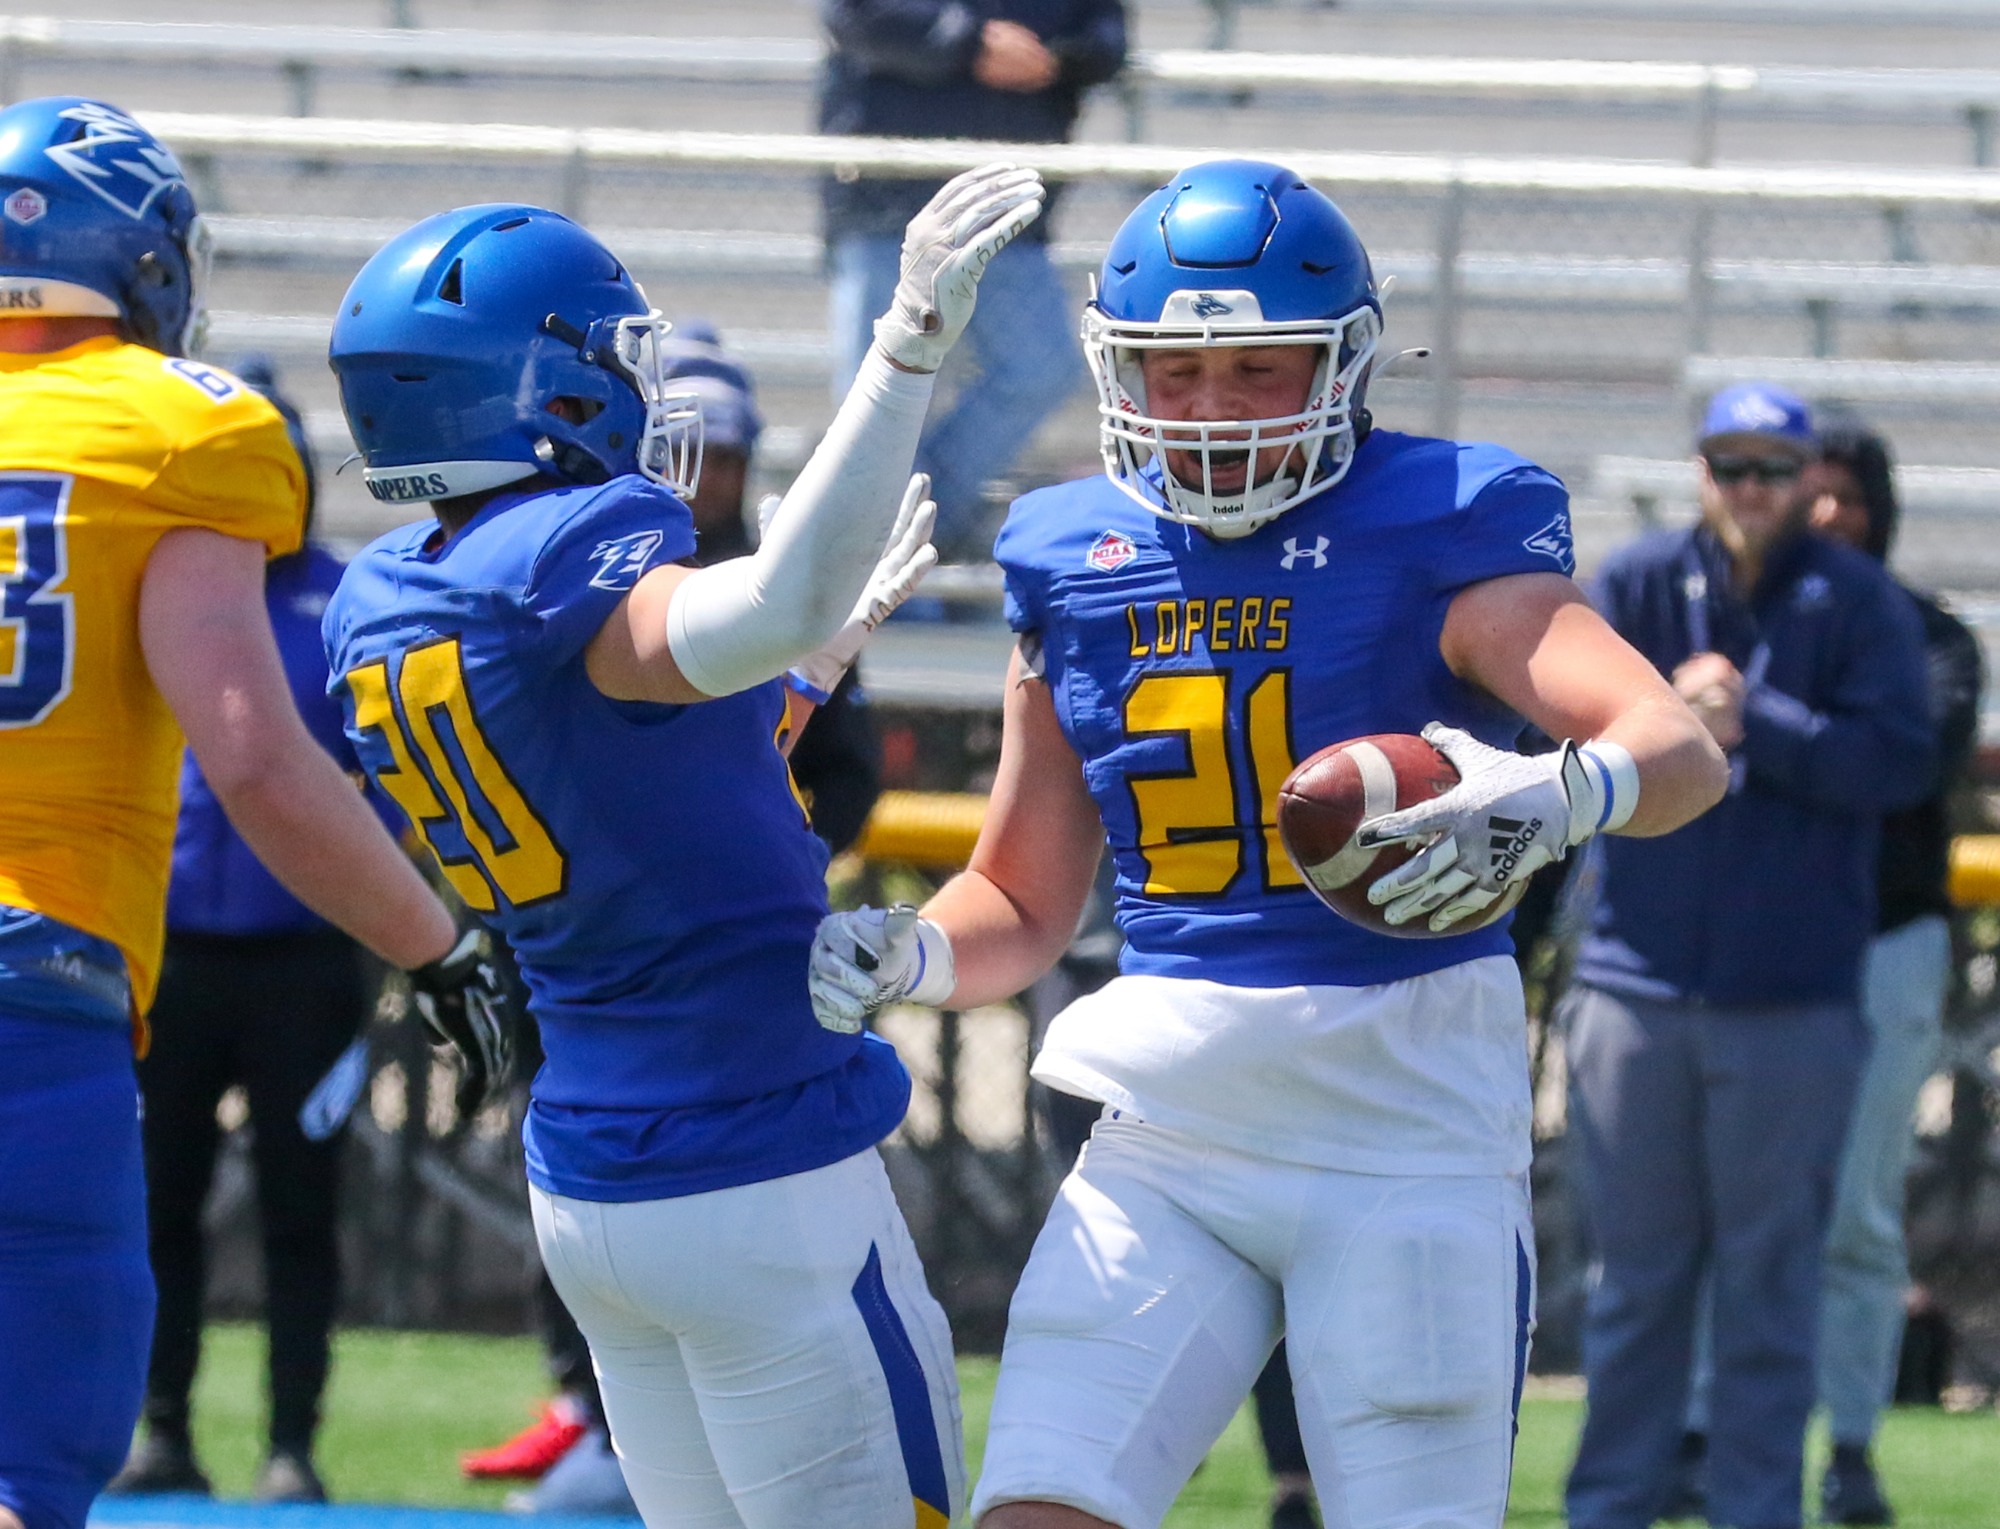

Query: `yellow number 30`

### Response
(346, 639, 568, 912)
(1123, 668, 1304, 897)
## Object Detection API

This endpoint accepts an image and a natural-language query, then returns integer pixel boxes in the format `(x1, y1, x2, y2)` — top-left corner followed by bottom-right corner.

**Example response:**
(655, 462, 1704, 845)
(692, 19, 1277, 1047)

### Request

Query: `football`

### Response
(1277, 733, 1523, 939)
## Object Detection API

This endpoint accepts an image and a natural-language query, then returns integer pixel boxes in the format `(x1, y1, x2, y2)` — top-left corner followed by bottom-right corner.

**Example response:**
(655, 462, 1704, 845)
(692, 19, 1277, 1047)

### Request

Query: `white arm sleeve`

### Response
(664, 346, 934, 698)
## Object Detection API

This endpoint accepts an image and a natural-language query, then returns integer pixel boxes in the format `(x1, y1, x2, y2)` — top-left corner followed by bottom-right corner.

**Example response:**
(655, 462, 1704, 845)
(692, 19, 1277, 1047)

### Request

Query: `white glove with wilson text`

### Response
(785, 474, 938, 703)
(1357, 723, 1637, 933)
(809, 904, 957, 1034)
(873, 163, 1045, 373)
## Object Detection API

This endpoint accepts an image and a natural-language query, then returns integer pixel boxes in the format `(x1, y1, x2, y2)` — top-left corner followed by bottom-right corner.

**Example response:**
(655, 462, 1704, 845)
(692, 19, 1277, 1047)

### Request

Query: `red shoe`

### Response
(461, 1396, 589, 1480)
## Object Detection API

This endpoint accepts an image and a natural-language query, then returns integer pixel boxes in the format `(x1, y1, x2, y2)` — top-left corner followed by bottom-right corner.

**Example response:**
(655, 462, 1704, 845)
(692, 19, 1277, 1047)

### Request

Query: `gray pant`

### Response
(1562, 986, 1866, 1529)
(1820, 914, 1948, 1443)
(1685, 916, 1948, 1447)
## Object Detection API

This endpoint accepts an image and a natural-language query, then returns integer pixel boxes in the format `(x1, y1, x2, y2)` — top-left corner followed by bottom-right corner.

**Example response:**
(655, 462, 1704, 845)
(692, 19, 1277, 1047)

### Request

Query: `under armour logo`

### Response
(1280, 535, 1329, 571)
(1191, 293, 1233, 319)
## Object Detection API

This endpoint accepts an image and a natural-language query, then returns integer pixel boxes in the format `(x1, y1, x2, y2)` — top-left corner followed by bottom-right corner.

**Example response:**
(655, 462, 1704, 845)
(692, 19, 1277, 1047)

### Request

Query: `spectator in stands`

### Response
(107, 361, 376, 1506)
(819, 0, 1127, 559)
(1563, 384, 1935, 1529)
(1668, 421, 1987, 1526)
(1745, 421, 1978, 1524)
(465, 323, 886, 1516)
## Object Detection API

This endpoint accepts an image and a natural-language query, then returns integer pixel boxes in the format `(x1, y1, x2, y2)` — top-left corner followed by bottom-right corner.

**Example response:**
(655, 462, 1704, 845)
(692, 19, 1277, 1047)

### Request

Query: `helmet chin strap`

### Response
(1164, 433, 1317, 538)
(1195, 467, 1304, 539)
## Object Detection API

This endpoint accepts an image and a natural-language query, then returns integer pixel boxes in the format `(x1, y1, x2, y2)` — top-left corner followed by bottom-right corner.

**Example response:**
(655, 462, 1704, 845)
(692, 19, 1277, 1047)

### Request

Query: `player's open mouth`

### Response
(1205, 449, 1251, 486)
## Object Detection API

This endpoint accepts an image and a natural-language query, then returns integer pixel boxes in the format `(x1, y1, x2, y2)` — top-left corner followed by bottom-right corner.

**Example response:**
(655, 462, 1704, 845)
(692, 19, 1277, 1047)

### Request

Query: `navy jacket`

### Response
(818, 0, 1128, 241)
(1577, 524, 1935, 1008)
(167, 546, 365, 937)
(1877, 589, 1983, 931)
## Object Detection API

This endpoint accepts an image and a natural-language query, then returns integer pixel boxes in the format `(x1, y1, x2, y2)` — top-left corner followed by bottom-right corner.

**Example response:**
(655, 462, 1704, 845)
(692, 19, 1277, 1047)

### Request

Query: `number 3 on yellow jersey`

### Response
(0, 473, 75, 727)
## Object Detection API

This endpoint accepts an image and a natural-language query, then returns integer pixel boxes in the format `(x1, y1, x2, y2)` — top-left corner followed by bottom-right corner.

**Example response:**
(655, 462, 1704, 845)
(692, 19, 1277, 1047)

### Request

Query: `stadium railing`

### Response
(15, 17, 2000, 162)
(160, 111, 2000, 442)
(140, 110, 2000, 204)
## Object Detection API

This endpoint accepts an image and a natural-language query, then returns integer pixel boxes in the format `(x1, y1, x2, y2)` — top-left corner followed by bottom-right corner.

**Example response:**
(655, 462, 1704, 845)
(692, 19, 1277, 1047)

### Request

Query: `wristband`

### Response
(784, 667, 839, 706)
(907, 917, 957, 1007)
(1577, 740, 1640, 834)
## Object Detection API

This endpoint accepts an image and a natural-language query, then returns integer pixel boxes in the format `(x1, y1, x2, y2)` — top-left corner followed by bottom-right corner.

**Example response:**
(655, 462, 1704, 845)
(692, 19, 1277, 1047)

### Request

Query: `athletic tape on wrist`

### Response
(784, 667, 838, 706)
(1579, 740, 1640, 833)
(907, 918, 957, 1008)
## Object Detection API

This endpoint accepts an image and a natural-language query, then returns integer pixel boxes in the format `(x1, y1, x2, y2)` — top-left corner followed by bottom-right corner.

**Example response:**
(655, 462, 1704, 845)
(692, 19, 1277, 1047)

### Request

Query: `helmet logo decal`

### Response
(46, 103, 184, 220)
(1190, 293, 1234, 319)
(1086, 530, 1137, 572)
(4, 188, 45, 225)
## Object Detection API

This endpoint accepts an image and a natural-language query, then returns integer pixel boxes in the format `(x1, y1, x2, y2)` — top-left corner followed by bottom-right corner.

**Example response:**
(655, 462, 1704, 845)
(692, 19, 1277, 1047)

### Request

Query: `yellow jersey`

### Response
(0, 336, 306, 1012)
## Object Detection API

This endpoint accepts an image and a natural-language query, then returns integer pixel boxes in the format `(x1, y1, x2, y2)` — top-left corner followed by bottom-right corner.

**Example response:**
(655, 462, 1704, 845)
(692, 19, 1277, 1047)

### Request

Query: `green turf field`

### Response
(186, 1324, 1998, 1525)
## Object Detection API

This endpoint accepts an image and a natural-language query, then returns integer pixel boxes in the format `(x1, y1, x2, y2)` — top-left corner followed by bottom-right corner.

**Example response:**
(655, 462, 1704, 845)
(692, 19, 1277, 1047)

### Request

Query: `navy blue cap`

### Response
(1699, 382, 1815, 455)
(661, 321, 762, 455)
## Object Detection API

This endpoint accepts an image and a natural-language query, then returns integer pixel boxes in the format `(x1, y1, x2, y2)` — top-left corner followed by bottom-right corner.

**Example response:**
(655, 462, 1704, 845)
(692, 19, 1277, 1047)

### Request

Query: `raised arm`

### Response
(140, 528, 457, 971)
(809, 647, 1105, 1030)
(584, 166, 1042, 706)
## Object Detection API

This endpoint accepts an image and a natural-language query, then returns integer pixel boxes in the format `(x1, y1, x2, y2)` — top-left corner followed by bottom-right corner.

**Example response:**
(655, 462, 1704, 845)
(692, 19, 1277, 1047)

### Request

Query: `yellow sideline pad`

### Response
(1948, 834, 2000, 908)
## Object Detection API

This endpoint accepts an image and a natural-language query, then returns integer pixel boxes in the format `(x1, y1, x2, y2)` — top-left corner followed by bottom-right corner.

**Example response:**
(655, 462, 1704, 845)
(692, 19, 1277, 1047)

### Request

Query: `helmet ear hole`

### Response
(546, 396, 604, 426)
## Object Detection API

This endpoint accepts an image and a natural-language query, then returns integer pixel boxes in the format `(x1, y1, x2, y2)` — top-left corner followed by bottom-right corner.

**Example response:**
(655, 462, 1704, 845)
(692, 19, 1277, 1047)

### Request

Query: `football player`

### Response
(322, 165, 1041, 1529)
(0, 98, 504, 1529)
(809, 159, 1729, 1529)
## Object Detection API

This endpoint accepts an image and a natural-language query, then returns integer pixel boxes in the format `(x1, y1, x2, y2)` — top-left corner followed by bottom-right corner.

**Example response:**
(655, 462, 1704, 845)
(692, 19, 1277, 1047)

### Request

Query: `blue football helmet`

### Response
(0, 97, 209, 356)
(1085, 159, 1382, 538)
(329, 205, 701, 507)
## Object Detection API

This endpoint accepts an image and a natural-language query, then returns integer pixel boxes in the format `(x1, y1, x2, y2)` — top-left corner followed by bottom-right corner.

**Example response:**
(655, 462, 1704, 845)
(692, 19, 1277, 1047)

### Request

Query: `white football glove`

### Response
(786, 474, 938, 704)
(809, 904, 957, 1034)
(1357, 723, 1638, 933)
(873, 163, 1045, 373)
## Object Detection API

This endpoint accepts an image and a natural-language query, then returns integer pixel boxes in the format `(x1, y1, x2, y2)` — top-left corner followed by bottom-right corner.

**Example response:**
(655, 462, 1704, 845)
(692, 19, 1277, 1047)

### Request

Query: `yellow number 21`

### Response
(347, 638, 568, 912)
(1123, 668, 1304, 897)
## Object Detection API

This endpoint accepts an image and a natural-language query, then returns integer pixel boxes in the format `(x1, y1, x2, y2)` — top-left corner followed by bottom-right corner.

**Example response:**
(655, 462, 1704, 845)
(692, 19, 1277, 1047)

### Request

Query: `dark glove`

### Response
(407, 926, 518, 1118)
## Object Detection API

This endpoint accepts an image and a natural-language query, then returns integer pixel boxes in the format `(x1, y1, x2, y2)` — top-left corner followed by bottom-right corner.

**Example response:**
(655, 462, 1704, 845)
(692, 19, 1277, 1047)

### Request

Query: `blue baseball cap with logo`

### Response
(1699, 382, 1816, 457)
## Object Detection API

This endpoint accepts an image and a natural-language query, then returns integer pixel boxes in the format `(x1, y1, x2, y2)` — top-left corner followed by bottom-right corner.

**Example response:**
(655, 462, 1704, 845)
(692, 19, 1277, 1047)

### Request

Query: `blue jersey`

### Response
(996, 429, 1574, 989)
(324, 477, 909, 1202)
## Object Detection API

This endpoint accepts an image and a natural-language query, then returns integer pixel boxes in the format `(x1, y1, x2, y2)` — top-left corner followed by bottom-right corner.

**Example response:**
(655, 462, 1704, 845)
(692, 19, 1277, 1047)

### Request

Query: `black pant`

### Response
(136, 929, 368, 1453)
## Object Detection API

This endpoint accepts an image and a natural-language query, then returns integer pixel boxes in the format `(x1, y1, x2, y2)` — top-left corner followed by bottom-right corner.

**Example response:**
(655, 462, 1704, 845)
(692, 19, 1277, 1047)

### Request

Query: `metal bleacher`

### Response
(20, 0, 2000, 610)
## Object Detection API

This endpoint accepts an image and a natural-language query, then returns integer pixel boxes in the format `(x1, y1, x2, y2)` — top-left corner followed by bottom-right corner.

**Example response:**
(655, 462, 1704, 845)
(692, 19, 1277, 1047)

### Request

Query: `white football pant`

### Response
(971, 1116, 1534, 1529)
(531, 1148, 963, 1529)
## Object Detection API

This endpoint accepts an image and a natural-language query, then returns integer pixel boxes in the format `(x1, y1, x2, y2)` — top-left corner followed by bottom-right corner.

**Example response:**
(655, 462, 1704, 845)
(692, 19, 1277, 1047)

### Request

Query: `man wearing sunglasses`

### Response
(1561, 383, 1937, 1529)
